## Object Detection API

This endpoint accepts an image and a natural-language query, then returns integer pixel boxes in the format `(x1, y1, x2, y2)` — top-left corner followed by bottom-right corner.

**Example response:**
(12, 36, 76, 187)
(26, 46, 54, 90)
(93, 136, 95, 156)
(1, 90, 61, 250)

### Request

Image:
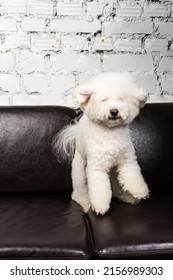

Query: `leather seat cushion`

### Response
(0, 194, 91, 259)
(87, 190, 173, 258)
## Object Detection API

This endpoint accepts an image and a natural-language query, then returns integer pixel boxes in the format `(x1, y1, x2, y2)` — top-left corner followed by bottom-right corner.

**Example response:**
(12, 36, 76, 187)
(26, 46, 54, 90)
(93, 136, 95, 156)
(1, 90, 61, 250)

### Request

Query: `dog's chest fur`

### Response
(76, 115, 133, 170)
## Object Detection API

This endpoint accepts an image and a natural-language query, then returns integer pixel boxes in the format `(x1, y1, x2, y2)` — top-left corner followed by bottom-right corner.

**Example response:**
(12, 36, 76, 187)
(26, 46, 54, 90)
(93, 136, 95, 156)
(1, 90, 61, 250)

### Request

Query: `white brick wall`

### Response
(27, 0, 53, 15)
(0, 18, 16, 31)
(4, 36, 30, 50)
(144, 38, 168, 53)
(158, 22, 173, 36)
(104, 21, 153, 36)
(103, 54, 153, 72)
(56, 3, 83, 16)
(18, 52, 45, 73)
(50, 20, 101, 33)
(0, 53, 15, 71)
(0, 0, 173, 106)
(113, 38, 141, 52)
(87, 2, 106, 16)
(1, 0, 27, 14)
(21, 18, 46, 32)
(116, 4, 142, 18)
(50, 54, 100, 73)
(144, 3, 170, 17)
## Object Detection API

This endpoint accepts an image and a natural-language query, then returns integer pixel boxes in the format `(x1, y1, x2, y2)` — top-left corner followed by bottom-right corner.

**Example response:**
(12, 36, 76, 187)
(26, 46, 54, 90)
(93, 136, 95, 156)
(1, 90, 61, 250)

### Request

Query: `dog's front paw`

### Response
(90, 196, 111, 215)
(89, 187, 112, 215)
(72, 191, 91, 213)
(91, 203, 110, 215)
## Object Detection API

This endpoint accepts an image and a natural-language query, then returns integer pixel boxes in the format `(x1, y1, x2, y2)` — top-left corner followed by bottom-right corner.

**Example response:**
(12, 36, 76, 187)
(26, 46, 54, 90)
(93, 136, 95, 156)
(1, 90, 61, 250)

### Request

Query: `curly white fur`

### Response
(54, 72, 149, 215)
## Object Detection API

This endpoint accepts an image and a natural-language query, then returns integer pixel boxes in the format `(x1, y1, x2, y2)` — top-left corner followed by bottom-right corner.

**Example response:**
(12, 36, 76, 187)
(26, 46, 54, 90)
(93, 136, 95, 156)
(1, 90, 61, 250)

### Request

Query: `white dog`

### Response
(54, 72, 149, 215)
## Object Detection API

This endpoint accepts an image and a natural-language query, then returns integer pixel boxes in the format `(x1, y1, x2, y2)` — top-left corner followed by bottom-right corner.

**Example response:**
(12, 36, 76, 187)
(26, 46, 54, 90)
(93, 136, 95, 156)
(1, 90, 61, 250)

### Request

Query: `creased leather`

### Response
(0, 194, 91, 259)
(0, 106, 75, 194)
(130, 103, 173, 189)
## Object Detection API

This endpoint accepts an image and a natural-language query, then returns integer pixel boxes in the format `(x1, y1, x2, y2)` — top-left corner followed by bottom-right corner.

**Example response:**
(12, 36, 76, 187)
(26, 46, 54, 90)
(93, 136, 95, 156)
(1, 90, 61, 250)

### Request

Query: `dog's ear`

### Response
(132, 87, 148, 108)
(74, 85, 95, 105)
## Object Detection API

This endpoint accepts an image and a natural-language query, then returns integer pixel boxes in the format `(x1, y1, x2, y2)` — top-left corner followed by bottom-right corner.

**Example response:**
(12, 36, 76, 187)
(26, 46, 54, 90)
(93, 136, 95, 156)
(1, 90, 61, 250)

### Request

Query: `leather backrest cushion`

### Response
(130, 103, 173, 189)
(0, 106, 76, 194)
(0, 104, 172, 194)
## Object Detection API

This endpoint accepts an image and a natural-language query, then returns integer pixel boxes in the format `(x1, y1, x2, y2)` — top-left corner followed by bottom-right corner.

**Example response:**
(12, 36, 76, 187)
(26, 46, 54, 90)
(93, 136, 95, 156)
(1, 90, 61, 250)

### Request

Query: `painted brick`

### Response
(18, 53, 46, 73)
(23, 74, 48, 94)
(145, 38, 168, 52)
(27, 0, 53, 15)
(0, 96, 11, 105)
(158, 23, 173, 36)
(50, 54, 100, 73)
(51, 20, 101, 33)
(87, 2, 105, 16)
(0, 74, 20, 93)
(0, 53, 15, 71)
(21, 18, 45, 32)
(33, 37, 60, 51)
(93, 37, 113, 51)
(12, 94, 42, 106)
(103, 54, 153, 72)
(158, 57, 173, 73)
(0, 18, 16, 31)
(50, 75, 75, 94)
(78, 74, 93, 85)
(40, 94, 65, 106)
(61, 36, 89, 51)
(114, 38, 141, 52)
(12, 94, 57, 106)
(135, 74, 157, 94)
(66, 94, 74, 107)
(104, 21, 153, 36)
(4, 36, 30, 51)
(161, 75, 173, 93)
(1, 0, 27, 14)
(116, 4, 142, 18)
(56, 3, 83, 15)
(0, 40, 3, 51)
(12, 93, 67, 106)
(0, 0, 173, 105)
(144, 3, 169, 17)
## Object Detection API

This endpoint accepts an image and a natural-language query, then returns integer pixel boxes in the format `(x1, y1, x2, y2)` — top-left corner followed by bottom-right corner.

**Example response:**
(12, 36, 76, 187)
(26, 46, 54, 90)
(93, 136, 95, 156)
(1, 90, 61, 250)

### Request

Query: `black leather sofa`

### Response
(0, 103, 173, 259)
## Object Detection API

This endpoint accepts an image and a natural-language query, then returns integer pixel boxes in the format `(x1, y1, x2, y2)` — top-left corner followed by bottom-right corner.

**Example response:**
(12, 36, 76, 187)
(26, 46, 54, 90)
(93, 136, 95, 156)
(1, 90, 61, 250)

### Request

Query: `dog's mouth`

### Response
(108, 116, 120, 121)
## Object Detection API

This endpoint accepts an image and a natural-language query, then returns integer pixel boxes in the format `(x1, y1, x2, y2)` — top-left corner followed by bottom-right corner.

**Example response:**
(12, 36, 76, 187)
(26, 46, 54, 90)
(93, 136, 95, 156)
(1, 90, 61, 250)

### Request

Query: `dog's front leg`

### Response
(117, 159, 149, 200)
(86, 167, 112, 215)
(71, 150, 91, 212)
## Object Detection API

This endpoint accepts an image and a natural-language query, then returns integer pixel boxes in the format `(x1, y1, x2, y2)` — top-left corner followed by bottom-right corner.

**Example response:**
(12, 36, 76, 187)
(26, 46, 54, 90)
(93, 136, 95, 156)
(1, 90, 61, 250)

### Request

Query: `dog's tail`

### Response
(52, 123, 77, 163)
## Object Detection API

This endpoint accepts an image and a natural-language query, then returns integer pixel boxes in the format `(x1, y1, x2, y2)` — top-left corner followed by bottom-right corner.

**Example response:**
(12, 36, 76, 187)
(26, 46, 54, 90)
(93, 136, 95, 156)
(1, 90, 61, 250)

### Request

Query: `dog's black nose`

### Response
(110, 109, 118, 117)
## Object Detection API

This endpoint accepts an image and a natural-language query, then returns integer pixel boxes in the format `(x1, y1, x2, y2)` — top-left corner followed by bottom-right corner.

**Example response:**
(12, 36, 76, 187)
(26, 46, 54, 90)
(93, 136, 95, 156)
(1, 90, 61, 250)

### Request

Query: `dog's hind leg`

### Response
(71, 150, 91, 212)
(117, 159, 149, 200)
(111, 169, 141, 205)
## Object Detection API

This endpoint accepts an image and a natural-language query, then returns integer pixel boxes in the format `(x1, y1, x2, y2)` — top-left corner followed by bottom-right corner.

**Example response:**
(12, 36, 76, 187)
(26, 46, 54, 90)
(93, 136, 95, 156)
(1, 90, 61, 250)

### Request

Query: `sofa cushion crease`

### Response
(0, 194, 92, 259)
(87, 191, 173, 258)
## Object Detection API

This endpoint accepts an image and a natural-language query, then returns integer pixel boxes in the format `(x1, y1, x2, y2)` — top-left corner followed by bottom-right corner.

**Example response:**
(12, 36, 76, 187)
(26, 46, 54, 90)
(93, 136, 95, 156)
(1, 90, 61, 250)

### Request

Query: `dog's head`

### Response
(74, 72, 148, 128)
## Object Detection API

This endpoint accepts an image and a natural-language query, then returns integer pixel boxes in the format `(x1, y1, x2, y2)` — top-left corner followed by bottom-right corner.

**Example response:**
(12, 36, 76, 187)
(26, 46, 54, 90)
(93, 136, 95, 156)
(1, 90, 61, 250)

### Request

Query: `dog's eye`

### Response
(101, 98, 108, 102)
